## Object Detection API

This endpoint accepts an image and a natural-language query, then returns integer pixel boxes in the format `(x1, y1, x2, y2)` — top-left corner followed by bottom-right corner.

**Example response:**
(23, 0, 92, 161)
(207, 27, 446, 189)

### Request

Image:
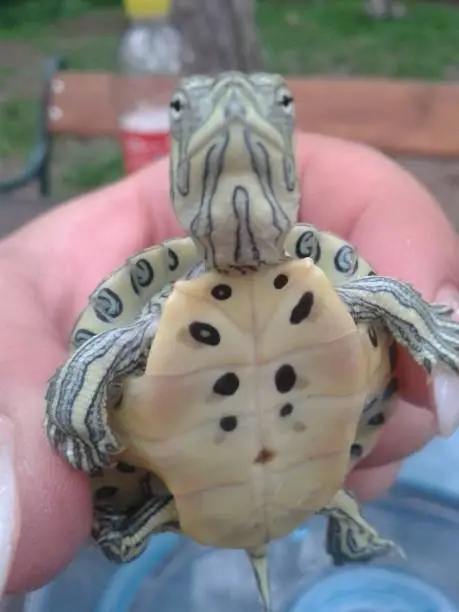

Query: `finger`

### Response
(346, 460, 402, 503)
(358, 398, 437, 469)
(294, 133, 459, 420)
(1, 155, 180, 327)
(0, 271, 92, 594)
(9, 133, 455, 449)
(4, 385, 92, 594)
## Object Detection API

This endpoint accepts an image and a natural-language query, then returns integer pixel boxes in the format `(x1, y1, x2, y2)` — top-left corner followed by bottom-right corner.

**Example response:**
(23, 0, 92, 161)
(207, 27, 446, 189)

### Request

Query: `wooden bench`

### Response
(2, 56, 459, 197)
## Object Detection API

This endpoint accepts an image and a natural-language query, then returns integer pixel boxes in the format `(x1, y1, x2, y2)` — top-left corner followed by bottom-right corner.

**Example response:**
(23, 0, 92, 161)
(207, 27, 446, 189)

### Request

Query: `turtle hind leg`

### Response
(94, 495, 180, 563)
(247, 545, 271, 612)
(320, 489, 404, 566)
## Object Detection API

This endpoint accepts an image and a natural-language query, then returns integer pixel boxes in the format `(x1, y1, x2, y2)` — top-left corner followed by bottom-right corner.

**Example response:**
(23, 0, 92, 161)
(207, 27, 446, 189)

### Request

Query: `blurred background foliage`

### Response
(1, 0, 459, 197)
(0, 0, 120, 28)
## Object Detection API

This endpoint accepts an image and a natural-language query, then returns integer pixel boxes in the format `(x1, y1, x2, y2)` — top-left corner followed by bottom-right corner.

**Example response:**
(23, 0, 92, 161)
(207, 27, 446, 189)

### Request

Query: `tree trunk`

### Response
(170, 0, 263, 74)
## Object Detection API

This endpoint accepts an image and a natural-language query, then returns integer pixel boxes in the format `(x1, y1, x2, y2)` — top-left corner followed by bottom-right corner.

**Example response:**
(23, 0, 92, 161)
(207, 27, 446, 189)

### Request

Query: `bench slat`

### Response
(48, 72, 459, 157)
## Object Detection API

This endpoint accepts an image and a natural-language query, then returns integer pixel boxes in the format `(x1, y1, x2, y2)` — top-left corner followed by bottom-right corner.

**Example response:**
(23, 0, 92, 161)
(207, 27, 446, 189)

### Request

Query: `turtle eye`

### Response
(276, 87, 294, 114)
(170, 93, 186, 119)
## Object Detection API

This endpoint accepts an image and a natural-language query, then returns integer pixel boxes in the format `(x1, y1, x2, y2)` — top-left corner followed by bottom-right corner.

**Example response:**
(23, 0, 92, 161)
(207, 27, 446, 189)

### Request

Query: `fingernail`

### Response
(435, 284, 459, 320)
(0, 416, 19, 597)
(432, 364, 459, 437)
(432, 285, 459, 437)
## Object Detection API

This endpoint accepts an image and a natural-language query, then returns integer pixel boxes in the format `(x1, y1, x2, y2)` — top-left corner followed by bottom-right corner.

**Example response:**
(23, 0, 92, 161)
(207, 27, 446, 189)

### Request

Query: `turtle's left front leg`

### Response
(337, 275, 459, 436)
(320, 489, 403, 565)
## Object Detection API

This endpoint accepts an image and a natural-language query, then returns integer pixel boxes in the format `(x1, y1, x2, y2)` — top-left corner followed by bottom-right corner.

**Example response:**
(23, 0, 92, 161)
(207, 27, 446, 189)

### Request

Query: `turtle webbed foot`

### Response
(325, 514, 404, 566)
(93, 495, 180, 563)
(321, 489, 404, 566)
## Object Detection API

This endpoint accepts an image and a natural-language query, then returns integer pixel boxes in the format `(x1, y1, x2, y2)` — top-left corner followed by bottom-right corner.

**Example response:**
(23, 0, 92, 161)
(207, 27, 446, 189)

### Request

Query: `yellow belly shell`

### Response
(111, 258, 376, 549)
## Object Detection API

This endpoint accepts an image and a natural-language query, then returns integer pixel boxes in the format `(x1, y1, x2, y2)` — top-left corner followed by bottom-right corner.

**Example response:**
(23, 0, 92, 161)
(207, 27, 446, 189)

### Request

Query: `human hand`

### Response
(1, 132, 458, 597)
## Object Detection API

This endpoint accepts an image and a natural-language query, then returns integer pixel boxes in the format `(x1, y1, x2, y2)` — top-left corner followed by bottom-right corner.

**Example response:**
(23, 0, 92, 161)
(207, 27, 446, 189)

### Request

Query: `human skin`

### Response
(1, 132, 458, 596)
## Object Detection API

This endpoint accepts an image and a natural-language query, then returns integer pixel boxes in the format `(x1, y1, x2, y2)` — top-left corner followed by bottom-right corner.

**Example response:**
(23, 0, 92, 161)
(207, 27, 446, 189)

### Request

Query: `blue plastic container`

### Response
(4, 428, 459, 612)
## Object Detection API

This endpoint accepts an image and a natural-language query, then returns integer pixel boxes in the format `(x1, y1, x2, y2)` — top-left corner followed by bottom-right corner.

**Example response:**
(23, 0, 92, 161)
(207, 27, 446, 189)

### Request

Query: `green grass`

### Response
(1, 0, 459, 198)
(258, 0, 459, 78)
(0, 99, 38, 156)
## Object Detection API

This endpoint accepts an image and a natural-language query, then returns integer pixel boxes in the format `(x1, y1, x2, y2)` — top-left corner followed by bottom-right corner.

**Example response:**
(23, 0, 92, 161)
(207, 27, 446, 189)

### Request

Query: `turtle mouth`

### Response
(253, 447, 276, 465)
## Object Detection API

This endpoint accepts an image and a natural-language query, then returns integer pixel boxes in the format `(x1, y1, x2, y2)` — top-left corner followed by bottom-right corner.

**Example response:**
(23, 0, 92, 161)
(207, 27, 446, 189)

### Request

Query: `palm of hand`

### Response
(2, 134, 458, 595)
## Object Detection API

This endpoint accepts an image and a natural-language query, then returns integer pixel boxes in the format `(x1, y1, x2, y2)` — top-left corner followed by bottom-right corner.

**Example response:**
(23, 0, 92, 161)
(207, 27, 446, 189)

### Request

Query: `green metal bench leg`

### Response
(0, 56, 67, 197)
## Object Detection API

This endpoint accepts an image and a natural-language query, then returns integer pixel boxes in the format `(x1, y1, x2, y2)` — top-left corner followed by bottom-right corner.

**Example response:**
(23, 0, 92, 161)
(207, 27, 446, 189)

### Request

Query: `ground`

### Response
(0, 0, 459, 232)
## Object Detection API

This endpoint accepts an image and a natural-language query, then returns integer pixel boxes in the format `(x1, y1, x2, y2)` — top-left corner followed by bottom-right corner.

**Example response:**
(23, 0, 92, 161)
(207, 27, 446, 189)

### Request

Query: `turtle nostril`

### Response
(254, 448, 276, 465)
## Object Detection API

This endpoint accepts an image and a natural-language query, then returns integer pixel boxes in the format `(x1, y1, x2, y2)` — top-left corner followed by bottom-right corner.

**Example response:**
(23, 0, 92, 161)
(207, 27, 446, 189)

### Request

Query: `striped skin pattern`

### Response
(44, 72, 459, 612)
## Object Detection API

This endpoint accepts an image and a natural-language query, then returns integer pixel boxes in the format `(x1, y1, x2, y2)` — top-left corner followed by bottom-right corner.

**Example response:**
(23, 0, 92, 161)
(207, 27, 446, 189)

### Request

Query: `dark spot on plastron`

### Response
(116, 462, 136, 473)
(219, 415, 238, 432)
(363, 397, 377, 413)
(368, 413, 386, 426)
(213, 372, 240, 396)
(350, 444, 363, 458)
(113, 391, 124, 409)
(211, 284, 232, 300)
(389, 343, 397, 371)
(273, 274, 288, 289)
(275, 365, 297, 393)
(189, 321, 221, 346)
(423, 357, 432, 373)
(290, 291, 314, 324)
(254, 448, 276, 465)
(368, 270, 376, 276)
(368, 326, 378, 348)
(382, 377, 398, 400)
(95, 486, 118, 501)
(280, 402, 294, 417)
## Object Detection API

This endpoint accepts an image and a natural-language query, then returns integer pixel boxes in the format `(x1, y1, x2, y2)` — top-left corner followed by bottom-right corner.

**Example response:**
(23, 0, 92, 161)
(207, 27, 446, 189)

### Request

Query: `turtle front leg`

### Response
(94, 495, 180, 563)
(45, 310, 159, 473)
(320, 489, 403, 565)
(337, 275, 459, 436)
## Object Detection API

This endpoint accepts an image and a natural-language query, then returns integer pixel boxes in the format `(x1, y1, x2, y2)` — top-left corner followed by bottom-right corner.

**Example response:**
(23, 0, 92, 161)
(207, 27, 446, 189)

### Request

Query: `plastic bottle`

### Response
(116, 0, 185, 174)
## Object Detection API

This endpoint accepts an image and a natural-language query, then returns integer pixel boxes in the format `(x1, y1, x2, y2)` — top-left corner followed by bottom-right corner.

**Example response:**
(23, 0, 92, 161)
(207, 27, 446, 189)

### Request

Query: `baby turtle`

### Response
(45, 71, 459, 611)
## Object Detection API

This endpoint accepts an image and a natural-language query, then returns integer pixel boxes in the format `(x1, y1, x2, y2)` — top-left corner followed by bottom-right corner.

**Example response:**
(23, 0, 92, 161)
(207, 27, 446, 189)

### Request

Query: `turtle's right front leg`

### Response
(94, 494, 181, 563)
(320, 489, 404, 565)
(45, 310, 160, 473)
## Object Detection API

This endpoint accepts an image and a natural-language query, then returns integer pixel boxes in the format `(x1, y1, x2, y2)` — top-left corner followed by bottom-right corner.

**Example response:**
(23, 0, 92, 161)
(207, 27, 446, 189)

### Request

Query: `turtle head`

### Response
(169, 71, 300, 270)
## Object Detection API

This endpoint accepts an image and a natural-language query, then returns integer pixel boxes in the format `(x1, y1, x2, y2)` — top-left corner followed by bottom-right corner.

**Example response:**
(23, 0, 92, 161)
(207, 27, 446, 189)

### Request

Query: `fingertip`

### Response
(3, 386, 92, 594)
(359, 398, 436, 470)
(346, 461, 402, 503)
(294, 131, 457, 295)
(6, 456, 92, 594)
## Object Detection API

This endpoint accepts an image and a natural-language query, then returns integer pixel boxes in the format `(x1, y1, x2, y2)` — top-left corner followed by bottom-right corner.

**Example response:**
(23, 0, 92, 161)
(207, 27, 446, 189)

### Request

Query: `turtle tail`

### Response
(247, 545, 271, 611)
